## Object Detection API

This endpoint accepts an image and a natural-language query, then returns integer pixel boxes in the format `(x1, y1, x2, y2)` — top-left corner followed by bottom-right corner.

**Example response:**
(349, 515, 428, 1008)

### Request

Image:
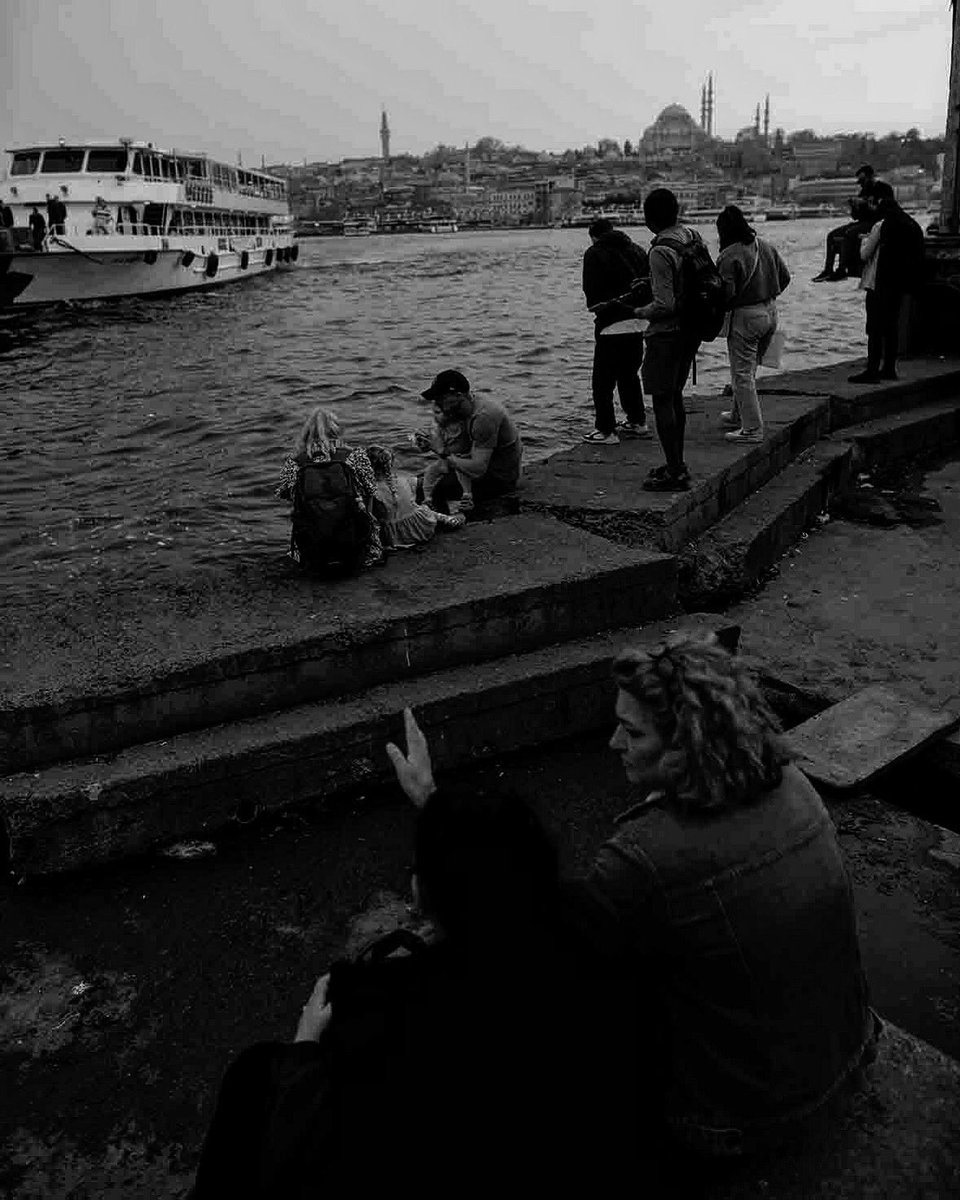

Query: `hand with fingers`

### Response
(386, 707, 437, 808)
(295, 973, 332, 1043)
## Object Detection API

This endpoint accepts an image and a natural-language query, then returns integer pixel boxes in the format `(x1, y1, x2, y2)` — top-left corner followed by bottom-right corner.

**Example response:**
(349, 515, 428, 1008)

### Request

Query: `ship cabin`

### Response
(2, 140, 290, 245)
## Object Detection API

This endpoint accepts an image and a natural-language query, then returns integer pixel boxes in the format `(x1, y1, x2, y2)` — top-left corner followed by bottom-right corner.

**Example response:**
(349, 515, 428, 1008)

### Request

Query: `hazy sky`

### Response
(2, 0, 952, 165)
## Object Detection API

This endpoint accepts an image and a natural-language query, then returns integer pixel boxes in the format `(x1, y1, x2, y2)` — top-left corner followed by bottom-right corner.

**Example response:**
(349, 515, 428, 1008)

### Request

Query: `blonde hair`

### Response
(613, 635, 787, 812)
(296, 407, 342, 461)
(367, 444, 398, 500)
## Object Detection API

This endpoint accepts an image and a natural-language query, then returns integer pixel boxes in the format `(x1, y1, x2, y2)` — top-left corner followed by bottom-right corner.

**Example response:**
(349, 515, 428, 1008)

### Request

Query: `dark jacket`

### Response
(576, 764, 877, 1155)
(582, 229, 650, 333)
(875, 205, 925, 294)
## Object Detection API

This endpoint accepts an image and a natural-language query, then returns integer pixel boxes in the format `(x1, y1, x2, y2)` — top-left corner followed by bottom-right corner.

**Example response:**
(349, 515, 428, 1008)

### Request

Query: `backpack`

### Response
(290, 449, 368, 575)
(652, 230, 726, 342)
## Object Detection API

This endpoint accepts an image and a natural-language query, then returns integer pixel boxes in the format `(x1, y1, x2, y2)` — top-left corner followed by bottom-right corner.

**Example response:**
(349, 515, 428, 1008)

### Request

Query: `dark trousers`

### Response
(591, 331, 646, 434)
(652, 392, 687, 474)
(865, 288, 904, 373)
(824, 221, 872, 275)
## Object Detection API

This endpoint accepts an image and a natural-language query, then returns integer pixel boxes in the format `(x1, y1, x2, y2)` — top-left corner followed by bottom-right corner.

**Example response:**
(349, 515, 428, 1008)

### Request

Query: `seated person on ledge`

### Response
(813, 164, 876, 282)
(418, 369, 522, 516)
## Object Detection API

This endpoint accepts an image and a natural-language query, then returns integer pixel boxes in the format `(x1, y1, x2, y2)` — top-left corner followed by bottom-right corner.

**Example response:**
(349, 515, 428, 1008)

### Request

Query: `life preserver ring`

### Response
(143, 250, 158, 265)
(240, 250, 250, 270)
(264, 248, 274, 267)
(290, 243, 300, 262)
(180, 250, 195, 268)
(205, 252, 219, 277)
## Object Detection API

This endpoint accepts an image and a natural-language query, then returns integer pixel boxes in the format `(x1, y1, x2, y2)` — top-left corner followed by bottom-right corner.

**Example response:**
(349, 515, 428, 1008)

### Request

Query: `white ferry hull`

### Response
(0, 235, 298, 308)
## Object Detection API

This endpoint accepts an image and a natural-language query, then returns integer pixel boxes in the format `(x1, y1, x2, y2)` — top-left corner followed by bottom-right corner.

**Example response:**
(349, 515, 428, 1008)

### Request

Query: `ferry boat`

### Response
(0, 139, 297, 307)
(342, 217, 377, 237)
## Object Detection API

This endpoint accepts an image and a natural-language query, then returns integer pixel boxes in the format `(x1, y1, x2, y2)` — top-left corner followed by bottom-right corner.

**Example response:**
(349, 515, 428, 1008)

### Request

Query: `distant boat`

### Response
(342, 217, 376, 237)
(765, 203, 799, 221)
(420, 220, 459, 233)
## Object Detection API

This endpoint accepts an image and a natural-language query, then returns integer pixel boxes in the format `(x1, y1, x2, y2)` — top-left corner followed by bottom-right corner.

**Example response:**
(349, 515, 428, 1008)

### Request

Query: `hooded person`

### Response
(581, 218, 652, 444)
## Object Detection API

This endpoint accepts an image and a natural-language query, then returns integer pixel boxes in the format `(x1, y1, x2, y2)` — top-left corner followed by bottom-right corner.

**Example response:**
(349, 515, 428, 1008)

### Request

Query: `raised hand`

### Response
(385, 707, 437, 808)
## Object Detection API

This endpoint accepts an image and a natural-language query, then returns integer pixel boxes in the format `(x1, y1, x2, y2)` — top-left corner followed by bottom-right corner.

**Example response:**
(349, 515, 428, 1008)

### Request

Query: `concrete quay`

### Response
(3, 355, 960, 876)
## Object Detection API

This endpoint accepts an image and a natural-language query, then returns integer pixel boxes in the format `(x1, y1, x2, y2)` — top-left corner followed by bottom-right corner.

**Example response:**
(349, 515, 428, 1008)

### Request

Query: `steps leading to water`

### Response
(0, 614, 738, 874)
(4, 357, 960, 874)
(1, 515, 675, 773)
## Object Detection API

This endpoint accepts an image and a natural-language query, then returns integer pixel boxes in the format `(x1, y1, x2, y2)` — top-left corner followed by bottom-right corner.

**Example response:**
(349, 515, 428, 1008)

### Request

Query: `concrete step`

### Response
(0, 614, 739, 876)
(679, 442, 854, 609)
(784, 685, 960, 793)
(710, 1022, 960, 1199)
(522, 393, 830, 551)
(0, 514, 675, 774)
(759, 356, 960, 431)
(838, 394, 960, 472)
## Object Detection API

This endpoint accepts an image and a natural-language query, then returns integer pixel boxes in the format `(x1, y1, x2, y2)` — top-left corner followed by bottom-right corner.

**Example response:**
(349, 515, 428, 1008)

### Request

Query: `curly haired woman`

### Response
(578, 634, 879, 1177)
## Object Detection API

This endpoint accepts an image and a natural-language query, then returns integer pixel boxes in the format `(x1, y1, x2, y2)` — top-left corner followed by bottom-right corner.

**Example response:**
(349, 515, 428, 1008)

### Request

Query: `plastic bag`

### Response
(760, 326, 786, 369)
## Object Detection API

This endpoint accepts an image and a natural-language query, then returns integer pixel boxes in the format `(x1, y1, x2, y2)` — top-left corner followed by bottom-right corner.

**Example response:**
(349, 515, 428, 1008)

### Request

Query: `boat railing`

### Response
(43, 223, 287, 242)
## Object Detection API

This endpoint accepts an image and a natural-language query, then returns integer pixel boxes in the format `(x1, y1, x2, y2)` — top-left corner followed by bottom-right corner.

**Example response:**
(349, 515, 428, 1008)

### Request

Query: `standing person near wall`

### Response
(715, 205, 791, 444)
(849, 181, 925, 384)
(635, 188, 702, 492)
(580, 218, 652, 445)
(28, 206, 46, 251)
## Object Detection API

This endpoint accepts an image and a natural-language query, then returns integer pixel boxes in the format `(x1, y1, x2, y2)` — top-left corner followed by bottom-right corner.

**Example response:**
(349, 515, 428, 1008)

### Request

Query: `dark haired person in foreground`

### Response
(191, 721, 634, 1197)
(849, 180, 925, 384)
(812, 164, 875, 282)
(581, 216, 652, 444)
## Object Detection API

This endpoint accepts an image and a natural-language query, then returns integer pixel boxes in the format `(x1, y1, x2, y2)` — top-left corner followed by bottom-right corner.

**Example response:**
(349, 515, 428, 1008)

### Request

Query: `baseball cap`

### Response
(421, 369, 471, 402)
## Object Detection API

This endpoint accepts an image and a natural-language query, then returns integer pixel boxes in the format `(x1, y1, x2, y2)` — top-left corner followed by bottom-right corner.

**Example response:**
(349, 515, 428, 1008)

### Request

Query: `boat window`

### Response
(41, 149, 86, 173)
(87, 149, 128, 173)
(132, 153, 143, 175)
(11, 151, 41, 175)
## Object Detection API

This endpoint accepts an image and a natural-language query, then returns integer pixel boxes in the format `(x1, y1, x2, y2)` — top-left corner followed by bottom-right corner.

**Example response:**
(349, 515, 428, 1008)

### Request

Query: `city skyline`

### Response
(3, 0, 952, 165)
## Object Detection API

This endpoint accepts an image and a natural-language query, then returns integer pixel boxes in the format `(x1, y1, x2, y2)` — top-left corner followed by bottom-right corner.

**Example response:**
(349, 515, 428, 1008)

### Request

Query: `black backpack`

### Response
(290, 449, 368, 575)
(653, 229, 726, 342)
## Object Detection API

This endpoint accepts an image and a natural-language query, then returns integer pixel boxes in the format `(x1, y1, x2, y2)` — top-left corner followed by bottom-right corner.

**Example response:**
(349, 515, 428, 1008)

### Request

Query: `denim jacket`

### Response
(579, 764, 877, 1155)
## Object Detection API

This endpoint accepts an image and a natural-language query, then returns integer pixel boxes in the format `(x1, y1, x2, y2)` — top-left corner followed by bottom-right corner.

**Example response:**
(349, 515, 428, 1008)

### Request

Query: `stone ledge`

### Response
(0, 615, 738, 875)
(709, 1022, 960, 1199)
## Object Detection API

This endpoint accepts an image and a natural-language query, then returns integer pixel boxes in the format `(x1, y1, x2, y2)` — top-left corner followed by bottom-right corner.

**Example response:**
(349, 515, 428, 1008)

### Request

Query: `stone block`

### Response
(785, 685, 960, 792)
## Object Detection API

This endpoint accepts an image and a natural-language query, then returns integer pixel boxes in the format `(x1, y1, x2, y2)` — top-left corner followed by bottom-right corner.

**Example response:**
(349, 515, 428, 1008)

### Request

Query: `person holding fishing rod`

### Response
(581, 218, 653, 445)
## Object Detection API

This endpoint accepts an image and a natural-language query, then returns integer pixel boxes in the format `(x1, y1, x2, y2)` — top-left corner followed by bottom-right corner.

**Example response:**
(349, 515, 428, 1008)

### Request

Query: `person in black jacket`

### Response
(812, 164, 875, 282)
(581, 218, 652, 444)
(191, 719, 639, 1199)
(849, 181, 926, 383)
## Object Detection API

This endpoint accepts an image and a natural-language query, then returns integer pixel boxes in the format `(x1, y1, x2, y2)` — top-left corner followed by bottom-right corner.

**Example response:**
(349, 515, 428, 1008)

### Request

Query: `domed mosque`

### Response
(639, 76, 716, 159)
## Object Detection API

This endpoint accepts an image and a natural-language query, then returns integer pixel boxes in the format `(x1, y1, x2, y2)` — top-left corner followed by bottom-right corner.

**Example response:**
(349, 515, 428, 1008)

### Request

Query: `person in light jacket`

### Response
(716, 205, 791, 443)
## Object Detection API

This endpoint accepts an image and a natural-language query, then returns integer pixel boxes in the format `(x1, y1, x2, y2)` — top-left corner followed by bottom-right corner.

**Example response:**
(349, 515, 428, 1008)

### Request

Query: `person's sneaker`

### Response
(811, 270, 836, 283)
(719, 410, 740, 428)
(618, 421, 652, 439)
(724, 428, 764, 444)
(848, 371, 881, 384)
(582, 429, 620, 444)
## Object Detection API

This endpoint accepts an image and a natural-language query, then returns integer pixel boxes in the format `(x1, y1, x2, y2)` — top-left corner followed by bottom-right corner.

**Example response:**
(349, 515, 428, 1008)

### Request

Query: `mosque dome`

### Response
(641, 103, 707, 158)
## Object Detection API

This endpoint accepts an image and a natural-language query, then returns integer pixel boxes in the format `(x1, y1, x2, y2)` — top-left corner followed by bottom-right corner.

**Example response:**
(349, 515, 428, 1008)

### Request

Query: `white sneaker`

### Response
(582, 429, 620, 444)
(724, 428, 764, 444)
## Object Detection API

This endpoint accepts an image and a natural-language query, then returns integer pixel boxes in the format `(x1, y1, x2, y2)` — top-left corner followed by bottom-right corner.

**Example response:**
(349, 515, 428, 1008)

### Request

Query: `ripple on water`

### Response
(1, 222, 867, 600)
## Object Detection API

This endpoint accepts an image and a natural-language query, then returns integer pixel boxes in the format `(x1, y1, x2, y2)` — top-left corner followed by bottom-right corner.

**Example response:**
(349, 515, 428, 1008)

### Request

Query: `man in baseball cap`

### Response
(417, 368, 522, 516)
(421, 369, 472, 402)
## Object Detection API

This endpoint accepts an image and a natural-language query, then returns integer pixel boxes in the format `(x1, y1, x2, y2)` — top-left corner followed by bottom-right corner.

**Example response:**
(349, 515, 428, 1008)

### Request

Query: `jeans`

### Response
(726, 302, 777, 432)
(591, 331, 645, 434)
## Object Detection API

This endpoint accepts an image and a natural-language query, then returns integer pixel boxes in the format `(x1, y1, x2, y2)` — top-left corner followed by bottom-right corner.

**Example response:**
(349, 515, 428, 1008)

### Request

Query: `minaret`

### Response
(464, 142, 471, 187)
(764, 95, 770, 144)
(380, 109, 391, 161)
(754, 103, 761, 135)
(707, 72, 715, 137)
(700, 82, 708, 131)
